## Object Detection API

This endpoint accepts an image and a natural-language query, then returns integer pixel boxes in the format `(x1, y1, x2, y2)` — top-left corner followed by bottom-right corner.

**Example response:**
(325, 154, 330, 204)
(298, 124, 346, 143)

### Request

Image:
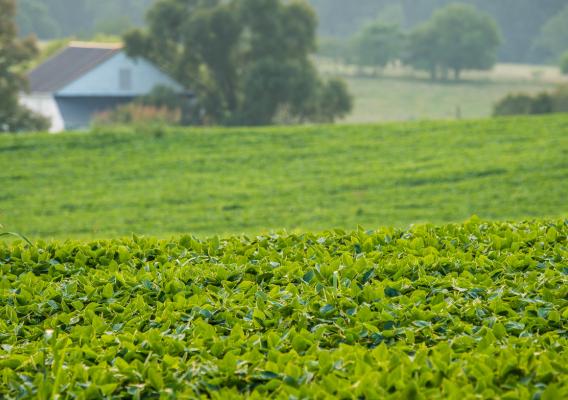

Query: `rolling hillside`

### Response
(1, 115, 567, 239)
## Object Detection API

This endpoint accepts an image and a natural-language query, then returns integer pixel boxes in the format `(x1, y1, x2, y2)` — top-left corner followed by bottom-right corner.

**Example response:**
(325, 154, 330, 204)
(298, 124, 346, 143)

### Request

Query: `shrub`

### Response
(93, 104, 181, 127)
(552, 85, 568, 112)
(493, 86, 568, 116)
(316, 78, 353, 123)
(561, 52, 568, 75)
(136, 85, 196, 125)
(0, 105, 50, 133)
(493, 94, 535, 116)
(530, 93, 554, 114)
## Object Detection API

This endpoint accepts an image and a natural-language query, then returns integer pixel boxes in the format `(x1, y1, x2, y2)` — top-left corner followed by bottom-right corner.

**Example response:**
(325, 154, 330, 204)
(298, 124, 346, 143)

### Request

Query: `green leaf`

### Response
(147, 365, 164, 390)
(102, 283, 114, 299)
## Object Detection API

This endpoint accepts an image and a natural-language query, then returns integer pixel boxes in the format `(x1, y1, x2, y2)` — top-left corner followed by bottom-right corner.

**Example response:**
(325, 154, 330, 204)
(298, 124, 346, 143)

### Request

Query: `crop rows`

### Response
(1, 219, 567, 398)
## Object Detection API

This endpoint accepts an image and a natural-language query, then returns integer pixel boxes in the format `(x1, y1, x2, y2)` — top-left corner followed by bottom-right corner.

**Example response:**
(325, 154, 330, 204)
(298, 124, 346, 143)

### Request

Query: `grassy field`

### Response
(317, 61, 566, 124)
(1, 220, 566, 398)
(0, 115, 567, 239)
(342, 76, 557, 123)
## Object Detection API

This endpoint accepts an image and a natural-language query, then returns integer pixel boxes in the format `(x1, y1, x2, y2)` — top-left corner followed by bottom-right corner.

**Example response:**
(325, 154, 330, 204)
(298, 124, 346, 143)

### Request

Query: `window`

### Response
(119, 68, 132, 91)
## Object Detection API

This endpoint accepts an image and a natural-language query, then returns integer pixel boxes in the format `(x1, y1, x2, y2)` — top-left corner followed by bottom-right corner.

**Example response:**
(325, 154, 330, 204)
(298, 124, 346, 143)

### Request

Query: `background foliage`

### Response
(123, 0, 351, 126)
(310, 0, 568, 64)
(493, 86, 568, 116)
(0, 0, 49, 133)
(16, 0, 568, 64)
(16, 0, 153, 38)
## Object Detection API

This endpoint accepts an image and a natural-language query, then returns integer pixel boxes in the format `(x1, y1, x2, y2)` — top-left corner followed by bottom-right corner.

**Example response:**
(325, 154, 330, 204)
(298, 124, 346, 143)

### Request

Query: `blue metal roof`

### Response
(28, 43, 122, 93)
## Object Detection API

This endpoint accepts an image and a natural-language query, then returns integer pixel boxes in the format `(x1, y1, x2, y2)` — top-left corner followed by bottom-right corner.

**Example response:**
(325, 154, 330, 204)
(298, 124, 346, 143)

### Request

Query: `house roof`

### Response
(28, 42, 123, 93)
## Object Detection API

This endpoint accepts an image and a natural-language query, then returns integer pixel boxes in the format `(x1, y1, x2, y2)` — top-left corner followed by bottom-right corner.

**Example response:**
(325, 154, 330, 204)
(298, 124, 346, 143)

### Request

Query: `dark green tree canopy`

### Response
(124, 0, 352, 126)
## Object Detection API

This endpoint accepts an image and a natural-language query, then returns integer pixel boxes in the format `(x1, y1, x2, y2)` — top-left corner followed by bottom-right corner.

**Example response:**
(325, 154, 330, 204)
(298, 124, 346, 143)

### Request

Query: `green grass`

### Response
(0, 115, 567, 239)
(342, 76, 556, 123)
(316, 60, 565, 124)
(1, 220, 566, 398)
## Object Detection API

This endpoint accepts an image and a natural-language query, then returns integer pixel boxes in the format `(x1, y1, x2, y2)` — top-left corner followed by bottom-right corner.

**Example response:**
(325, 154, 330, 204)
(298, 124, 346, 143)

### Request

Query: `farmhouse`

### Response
(20, 42, 187, 132)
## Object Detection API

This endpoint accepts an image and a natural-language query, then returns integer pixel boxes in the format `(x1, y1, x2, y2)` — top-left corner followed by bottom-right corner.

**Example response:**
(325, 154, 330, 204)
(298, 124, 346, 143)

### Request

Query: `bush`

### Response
(93, 104, 181, 127)
(530, 93, 554, 114)
(493, 94, 535, 116)
(137, 85, 196, 125)
(316, 78, 353, 123)
(493, 86, 568, 116)
(552, 85, 568, 112)
(561, 52, 568, 75)
(0, 105, 50, 133)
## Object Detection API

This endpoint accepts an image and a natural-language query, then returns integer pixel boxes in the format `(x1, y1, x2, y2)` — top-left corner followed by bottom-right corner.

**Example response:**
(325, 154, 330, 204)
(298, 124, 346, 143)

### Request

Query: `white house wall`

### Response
(19, 93, 65, 133)
(56, 52, 184, 97)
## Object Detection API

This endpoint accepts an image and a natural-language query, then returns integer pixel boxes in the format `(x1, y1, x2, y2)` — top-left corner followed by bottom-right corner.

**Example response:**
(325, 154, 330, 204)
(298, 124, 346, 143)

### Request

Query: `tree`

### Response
(532, 4, 568, 63)
(15, 0, 154, 39)
(352, 22, 404, 73)
(125, 0, 242, 124)
(404, 24, 441, 80)
(561, 52, 568, 75)
(315, 78, 353, 123)
(405, 4, 500, 80)
(308, 0, 566, 64)
(16, 0, 59, 38)
(0, 0, 49, 132)
(125, 0, 351, 126)
(316, 36, 350, 63)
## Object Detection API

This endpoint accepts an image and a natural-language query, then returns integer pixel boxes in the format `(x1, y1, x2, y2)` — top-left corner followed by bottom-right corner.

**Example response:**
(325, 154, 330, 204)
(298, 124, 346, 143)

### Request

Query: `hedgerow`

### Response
(1, 219, 567, 399)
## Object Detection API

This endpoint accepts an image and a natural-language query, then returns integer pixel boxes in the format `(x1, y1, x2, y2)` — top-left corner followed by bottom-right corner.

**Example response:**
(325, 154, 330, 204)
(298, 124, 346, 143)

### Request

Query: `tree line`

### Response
(17, 0, 568, 66)
(310, 0, 568, 65)
(320, 4, 500, 81)
(16, 0, 153, 39)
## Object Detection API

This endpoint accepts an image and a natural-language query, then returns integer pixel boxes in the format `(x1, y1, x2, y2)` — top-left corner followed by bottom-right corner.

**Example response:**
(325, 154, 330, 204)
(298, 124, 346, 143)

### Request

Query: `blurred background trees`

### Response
(322, 3, 500, 81)
(352, 23, 404, 74)
(124, 0, 352, 126)
(0, 0, 49, 132)
(561, 53, 568, 76)
(531, 4, 568, 64)
(406, 4, 500, 80)
(310, 0, 568, 64)
(16, 0, 153, 38)
(16, 0, 568, 66)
